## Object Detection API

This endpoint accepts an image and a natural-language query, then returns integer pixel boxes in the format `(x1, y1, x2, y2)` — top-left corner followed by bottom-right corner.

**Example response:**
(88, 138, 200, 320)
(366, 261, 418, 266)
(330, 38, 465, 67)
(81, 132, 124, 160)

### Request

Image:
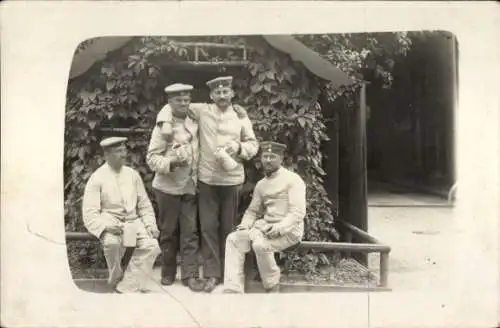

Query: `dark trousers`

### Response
(198, 181, 241, 279)
(154, 189, 199, 280)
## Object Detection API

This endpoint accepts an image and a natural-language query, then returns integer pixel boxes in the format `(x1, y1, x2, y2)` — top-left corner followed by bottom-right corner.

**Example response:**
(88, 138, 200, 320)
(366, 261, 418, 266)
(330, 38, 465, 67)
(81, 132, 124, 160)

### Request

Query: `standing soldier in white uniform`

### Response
(188, 76, 259, 292)
(222, 141, 307, 293)
(146, 83, 205, 292)
(82, 137, 161, 293)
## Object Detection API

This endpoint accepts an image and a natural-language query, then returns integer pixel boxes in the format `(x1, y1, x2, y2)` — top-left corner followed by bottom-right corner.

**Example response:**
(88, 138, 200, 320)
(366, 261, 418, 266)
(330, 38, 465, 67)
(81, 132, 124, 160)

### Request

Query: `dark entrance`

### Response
(365, 32, 457, 197)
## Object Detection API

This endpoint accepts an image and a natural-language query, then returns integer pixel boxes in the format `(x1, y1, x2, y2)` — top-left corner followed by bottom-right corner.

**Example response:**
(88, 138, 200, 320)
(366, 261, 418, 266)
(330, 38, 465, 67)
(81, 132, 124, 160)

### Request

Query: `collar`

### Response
(172, 115, 185, 123)
(213, 103, 234, 114)
(105, 162, 123, 174)
(265, 166, 283, 179)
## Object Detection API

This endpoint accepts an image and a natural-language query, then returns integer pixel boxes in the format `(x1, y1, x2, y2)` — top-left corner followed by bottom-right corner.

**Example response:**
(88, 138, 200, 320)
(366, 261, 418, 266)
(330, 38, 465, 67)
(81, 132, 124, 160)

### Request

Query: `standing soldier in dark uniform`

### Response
(188, 76, 259, 292)
(146, 83, 204, 292)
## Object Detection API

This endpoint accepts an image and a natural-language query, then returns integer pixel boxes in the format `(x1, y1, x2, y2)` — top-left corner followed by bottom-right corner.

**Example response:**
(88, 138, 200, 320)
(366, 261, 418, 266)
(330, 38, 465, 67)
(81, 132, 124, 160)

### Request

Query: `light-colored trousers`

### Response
(223, 228, 299, 293)
(101, 219, 161, 293)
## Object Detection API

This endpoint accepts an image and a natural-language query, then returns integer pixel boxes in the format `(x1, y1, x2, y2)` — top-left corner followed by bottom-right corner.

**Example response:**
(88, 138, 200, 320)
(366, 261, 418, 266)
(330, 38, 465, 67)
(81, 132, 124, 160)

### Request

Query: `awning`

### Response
(69, 35, 354, 87)
(69, 36, 133, 79)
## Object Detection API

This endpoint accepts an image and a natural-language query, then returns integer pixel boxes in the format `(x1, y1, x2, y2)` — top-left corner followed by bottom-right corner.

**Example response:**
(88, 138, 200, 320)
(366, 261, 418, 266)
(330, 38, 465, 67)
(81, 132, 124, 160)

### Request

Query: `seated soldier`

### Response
(221, 141, 307, 293)
(82, 137, 161, 293)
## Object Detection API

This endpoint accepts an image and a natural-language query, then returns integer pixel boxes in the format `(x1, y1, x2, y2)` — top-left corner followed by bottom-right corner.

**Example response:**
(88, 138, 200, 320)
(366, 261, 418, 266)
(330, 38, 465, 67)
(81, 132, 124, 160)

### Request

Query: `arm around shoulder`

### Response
(187, 103, 209, 122)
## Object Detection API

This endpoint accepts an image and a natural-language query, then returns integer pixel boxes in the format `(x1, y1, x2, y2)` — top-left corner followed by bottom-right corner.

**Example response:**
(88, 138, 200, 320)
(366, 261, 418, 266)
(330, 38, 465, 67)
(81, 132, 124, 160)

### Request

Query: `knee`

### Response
(251, 240, 269, 254)
(101, 233, 121, 249)
(140, 238, 161, 255)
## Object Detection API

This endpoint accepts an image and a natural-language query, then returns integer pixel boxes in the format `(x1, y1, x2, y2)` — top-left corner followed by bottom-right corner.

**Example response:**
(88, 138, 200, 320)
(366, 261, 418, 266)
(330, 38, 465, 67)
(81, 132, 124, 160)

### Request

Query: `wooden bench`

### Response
(68, 221, 391, 290)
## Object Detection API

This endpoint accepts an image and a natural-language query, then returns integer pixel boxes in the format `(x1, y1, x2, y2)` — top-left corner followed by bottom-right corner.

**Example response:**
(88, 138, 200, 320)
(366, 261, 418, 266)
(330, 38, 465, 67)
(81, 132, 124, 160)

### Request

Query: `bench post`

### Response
(379, 251, 389, 287)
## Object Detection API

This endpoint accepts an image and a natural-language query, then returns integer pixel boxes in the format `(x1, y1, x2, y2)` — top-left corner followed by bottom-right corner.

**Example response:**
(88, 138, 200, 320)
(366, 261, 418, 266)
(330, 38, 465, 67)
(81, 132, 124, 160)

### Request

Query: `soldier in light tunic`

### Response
(146, 83, 204, 292)
(188, 76, 259, 292)
(82, 137, 161, 293)
(222, 141, 307, 293)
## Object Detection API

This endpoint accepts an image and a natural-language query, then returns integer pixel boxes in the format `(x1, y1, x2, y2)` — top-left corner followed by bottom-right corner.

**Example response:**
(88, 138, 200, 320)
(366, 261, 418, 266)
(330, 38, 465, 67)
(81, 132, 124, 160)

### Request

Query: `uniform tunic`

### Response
(189, 103, 259, 186)
(146, 104, 199, 195)
(82, 163, 157, 238)
(223, 166, 307, 293)
(240, 167, 307, 242)
(82, 163, 160, 293)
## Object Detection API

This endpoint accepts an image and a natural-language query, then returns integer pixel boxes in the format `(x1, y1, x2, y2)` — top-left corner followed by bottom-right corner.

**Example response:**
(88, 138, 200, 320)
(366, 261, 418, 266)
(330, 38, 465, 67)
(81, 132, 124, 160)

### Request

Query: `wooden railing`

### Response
(168, 41, 249, 67)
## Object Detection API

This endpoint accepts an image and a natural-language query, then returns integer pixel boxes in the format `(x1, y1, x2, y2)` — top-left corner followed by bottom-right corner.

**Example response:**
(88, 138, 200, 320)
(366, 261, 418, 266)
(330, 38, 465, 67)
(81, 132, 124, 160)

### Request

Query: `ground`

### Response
(367, 205, 454, 291)
(367, 185, 455, 291)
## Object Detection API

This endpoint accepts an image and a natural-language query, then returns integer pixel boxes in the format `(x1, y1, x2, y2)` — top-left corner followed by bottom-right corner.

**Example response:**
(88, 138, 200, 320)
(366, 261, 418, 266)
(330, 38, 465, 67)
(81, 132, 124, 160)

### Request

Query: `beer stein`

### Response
(215, 146, 238, 171)
(122, 221, 137, 247)
(172, 142, 188, 163)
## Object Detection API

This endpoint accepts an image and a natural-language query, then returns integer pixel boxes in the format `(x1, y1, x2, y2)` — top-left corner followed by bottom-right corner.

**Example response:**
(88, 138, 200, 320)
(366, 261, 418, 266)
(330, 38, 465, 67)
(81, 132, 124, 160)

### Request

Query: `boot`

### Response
(203, 277, 221, 293)
(183, 277, 205, 292)
(265, 283, 280, 293)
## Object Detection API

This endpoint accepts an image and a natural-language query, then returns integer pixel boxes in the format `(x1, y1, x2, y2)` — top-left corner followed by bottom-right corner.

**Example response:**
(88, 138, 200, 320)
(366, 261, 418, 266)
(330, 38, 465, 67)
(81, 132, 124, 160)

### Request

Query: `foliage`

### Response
(297, 33, 411, 85)
(65, 33, 411, 275)
(67, 241, 107, 277)
(296, 32, 412, 112)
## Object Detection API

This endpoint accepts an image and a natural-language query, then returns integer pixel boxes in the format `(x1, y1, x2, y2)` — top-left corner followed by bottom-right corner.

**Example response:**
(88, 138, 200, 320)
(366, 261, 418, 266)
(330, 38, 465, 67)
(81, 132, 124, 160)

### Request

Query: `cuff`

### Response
(240, 218, 254, 229)
(143, 220, 156, 230)
(93, 225, 107, 240)
(237, 143, 250, 160)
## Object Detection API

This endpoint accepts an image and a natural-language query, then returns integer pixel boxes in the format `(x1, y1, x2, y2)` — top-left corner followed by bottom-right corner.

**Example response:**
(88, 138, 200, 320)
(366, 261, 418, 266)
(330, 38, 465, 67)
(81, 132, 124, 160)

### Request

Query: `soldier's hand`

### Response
(225, 140, 241, 156)
(187, 105, 198, 121)
(254, 220, 271, 232)
(233, 104, 248, 119)
(105, 225, 123, 235)
(167, 152, 184, 167)
(264, 225, 281, 239)
(147, 226, 160, 238)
